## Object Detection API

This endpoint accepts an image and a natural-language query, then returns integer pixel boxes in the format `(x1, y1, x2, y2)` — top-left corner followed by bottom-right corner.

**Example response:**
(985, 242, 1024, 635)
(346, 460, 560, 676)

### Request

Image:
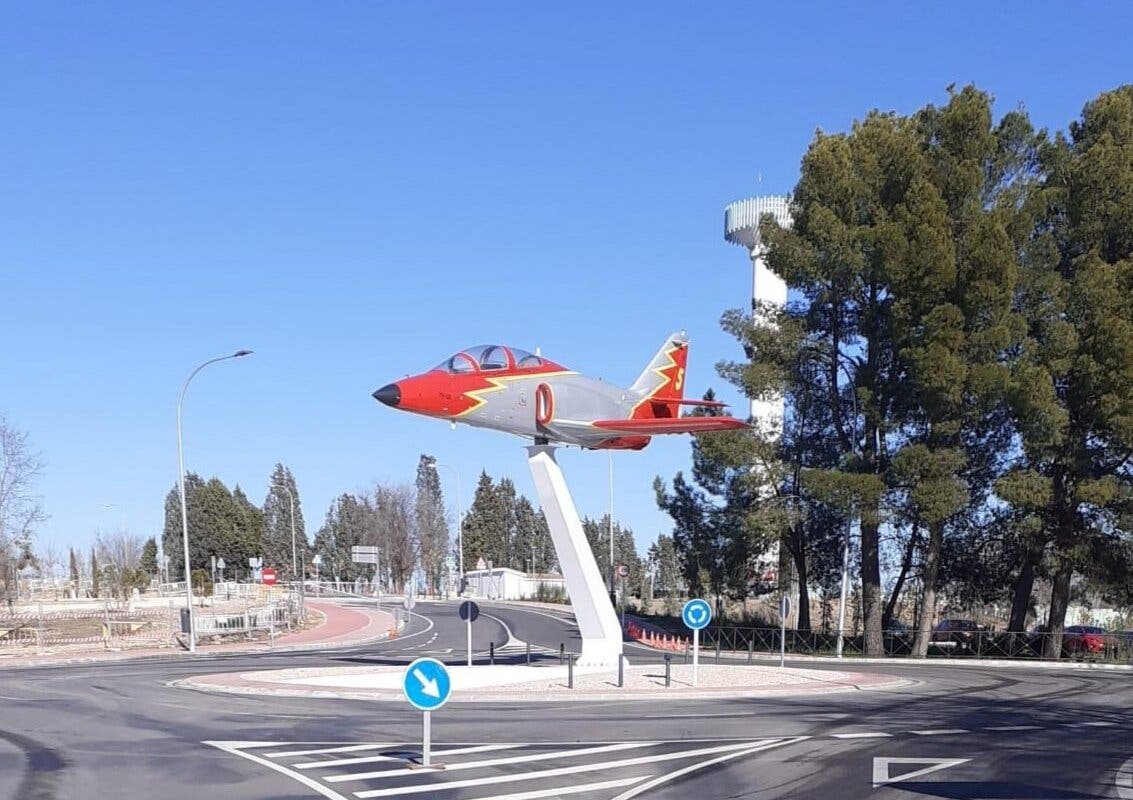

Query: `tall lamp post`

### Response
(275, 481, 303, 616)
(429, 460, 462, 596)
(177, 349, 252, 653)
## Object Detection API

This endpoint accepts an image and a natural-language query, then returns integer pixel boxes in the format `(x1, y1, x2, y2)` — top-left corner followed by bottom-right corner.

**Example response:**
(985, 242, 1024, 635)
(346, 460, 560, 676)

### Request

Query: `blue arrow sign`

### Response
(402, 657, 452, 711)
(682, 598, 712, 631)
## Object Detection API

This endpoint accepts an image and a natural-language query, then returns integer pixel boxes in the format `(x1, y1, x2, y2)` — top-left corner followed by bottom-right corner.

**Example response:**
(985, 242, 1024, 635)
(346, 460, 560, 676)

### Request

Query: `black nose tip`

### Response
(372, 383, 401, 407)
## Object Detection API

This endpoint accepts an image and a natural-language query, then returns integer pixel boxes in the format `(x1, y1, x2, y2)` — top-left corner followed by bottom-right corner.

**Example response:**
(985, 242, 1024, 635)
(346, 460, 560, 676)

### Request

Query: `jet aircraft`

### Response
(372, 331, 747, 450)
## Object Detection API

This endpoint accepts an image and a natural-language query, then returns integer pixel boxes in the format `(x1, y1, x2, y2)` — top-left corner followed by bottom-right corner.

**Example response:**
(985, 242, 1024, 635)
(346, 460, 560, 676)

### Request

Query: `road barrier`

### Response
(625, 614, 1133, 664)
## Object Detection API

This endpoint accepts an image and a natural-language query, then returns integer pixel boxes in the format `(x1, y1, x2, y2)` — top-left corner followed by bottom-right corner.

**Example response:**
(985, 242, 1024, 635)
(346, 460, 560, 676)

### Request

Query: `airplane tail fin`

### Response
(629, 331, 689, 418)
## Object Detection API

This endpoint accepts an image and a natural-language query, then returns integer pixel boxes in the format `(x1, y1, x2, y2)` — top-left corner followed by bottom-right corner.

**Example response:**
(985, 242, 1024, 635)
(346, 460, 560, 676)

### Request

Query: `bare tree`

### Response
(94, 528, 145, 598)
(370, 484, 418, 593)
(0, 415, 46, 597)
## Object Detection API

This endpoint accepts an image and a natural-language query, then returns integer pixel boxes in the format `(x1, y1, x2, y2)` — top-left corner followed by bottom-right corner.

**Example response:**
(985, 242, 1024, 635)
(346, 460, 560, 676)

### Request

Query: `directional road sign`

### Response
(351, 545, 379, 565)
(458, 600, 480, 622)
(681, 598, 712, 630)
(402, 657, 452, 712)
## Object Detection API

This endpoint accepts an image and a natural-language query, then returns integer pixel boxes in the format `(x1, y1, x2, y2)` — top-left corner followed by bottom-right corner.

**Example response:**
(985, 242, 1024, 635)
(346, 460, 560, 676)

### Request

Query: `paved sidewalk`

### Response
(0, 601, 396, 668)
(178, 662, 911, 702)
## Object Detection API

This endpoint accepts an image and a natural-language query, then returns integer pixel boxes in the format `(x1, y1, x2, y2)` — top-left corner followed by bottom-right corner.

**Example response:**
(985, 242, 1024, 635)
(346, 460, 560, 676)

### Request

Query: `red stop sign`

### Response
(261, 568, 277, 585)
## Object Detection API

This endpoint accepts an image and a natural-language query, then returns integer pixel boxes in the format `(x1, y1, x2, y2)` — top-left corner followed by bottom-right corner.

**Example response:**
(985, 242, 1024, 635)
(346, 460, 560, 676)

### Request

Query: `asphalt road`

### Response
(2, 600, 1131, 800)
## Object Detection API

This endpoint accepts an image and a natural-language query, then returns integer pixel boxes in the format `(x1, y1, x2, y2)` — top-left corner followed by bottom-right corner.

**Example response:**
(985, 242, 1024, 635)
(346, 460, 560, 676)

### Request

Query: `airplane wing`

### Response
(591, 417, 749, 435)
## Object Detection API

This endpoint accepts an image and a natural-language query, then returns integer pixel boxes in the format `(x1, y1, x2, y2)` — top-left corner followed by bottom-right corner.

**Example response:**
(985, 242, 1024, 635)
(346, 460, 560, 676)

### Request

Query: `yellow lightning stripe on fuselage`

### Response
(629, 342, 682, 418)
(454, 370, 576, 418)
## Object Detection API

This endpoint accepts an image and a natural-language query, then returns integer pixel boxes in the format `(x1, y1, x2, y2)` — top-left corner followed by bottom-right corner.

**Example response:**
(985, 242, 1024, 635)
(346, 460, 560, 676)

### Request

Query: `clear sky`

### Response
(2, 3, 1130, 563)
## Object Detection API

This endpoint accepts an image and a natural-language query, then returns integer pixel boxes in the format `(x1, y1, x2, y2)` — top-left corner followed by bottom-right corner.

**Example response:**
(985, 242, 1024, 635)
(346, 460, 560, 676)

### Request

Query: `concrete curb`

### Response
(172, 665, 915, 703)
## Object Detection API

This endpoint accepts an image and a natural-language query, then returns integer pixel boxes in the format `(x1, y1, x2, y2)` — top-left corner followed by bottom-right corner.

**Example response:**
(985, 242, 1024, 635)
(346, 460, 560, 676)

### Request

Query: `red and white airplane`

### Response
(372, 331, 747, 450)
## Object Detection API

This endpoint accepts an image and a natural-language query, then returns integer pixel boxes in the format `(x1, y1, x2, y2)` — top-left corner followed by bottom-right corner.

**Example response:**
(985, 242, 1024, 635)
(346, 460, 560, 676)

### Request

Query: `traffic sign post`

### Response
(458, 600, 479, 666)
(779, 594, 791, 667)
(681, 598, 712, 688)
(402, 657, 452, 768)
(261, 567, 277, 586)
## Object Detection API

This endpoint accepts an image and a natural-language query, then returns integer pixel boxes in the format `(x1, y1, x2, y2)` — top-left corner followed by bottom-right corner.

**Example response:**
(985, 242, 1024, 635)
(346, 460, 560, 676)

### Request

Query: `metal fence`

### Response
(686, 625, 1133, 664)
(0, 605, 176, 653)
(192, 601, 296, 639)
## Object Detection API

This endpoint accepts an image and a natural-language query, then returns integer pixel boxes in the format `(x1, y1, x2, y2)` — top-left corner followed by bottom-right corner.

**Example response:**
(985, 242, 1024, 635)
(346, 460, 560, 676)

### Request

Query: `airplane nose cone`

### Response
(372, 383, 401, 407)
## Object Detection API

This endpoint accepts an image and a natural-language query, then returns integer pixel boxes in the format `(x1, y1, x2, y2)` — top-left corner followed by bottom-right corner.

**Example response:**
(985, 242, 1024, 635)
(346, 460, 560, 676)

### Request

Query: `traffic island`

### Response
(175, 662, 911, 701)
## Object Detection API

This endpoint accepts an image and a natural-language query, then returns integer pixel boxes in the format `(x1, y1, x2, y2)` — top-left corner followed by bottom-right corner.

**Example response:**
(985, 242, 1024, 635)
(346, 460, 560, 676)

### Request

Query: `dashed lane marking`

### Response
(983, 725, 1041, 732)
(831, 732, 893, 739)
(909, 729, 970, 736)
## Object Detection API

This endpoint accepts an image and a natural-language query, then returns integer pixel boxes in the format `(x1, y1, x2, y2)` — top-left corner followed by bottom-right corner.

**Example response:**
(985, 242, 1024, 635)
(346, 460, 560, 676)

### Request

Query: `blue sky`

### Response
(2, 3, 1130, 562)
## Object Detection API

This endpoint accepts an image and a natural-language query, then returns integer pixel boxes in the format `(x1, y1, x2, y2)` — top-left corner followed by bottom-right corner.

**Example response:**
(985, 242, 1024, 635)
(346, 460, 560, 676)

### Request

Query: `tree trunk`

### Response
(1008, 546, 1039, 632)
(912, 521, 944, 658)
(883, 522, 919, 626)
(1043, 566, 1073, 659)
(860, 516, 884, 656)
(790, 524, 812, 632)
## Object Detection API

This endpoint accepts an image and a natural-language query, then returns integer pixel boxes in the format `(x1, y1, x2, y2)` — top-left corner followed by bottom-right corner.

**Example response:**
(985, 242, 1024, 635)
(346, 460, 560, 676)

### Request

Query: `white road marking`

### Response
(297, 744, 517, 769)
(268, 744, 395, 758)
(352, 739, 784, 798)
(205, 741, 351, 800)
(477, 775, 651, 800)
(983, 725, 1041, 732)
(1116, 754, 1133, 799)
(1068, 720, 1116, 727)
(609, 738, 808, 800)
(831, 732, 892, 739)
(873, 757, 970, 787)
(909, 729, 969, 736)
(328, 741, 660, 782)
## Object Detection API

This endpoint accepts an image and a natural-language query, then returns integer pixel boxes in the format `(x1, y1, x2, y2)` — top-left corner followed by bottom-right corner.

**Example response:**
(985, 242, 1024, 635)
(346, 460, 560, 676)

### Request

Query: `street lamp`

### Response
(275, 481, 304, 616)
(428, 460, 462, 596)
(177, 349, 252, 653)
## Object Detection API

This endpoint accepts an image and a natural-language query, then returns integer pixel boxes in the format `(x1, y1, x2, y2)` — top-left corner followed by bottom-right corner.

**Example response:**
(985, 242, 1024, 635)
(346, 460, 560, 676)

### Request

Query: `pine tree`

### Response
(462, 472, 509, 570)
(262, 464, 306, 580)
(139, 538, 158, 579)
(1004, 85, 1133, 655)
(313, 494, 368, 583)
(90, 548, 100, 598)
(415, 456, 450, 594)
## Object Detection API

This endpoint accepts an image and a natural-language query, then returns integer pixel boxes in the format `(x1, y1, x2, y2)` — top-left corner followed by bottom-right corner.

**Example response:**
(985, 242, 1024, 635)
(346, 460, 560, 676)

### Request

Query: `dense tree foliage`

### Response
(659, 84, 1133, 656)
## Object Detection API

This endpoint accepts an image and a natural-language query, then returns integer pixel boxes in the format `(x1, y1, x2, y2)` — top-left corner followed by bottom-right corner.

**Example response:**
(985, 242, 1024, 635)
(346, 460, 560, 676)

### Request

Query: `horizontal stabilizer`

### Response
(658, 398, 730, 408)
(591, 417, 749, 435)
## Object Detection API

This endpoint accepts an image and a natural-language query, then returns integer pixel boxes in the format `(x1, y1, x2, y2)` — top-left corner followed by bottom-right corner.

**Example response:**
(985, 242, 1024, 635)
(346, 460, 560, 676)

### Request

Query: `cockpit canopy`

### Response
(434, 345, 547, 374)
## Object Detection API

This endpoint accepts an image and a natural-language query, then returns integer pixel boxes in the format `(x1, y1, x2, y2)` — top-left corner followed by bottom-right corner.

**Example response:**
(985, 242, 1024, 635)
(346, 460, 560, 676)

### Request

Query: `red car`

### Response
(1063, 625, 1106, 655)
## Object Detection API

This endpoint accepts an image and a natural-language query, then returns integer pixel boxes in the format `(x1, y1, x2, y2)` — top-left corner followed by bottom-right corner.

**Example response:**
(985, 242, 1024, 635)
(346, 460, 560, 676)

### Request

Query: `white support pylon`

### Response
(526, 445, 624, 667)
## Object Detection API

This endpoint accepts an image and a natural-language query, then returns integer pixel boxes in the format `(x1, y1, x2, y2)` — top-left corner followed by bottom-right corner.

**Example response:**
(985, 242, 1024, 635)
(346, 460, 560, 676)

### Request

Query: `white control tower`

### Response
(724, 195, 796, 617)
(723, 195, 793, 435)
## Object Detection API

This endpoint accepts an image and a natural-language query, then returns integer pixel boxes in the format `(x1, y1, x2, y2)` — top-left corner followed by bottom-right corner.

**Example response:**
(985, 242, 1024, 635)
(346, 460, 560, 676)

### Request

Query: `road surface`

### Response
(2, 599, 1130, 800)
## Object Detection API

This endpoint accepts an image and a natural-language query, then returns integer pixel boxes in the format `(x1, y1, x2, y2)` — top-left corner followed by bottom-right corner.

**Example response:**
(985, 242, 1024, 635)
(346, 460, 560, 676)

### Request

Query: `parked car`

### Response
(1025, 624, 1109, 657)
(931, 619, 987, 653)
(1063, 625, 1106, 656)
